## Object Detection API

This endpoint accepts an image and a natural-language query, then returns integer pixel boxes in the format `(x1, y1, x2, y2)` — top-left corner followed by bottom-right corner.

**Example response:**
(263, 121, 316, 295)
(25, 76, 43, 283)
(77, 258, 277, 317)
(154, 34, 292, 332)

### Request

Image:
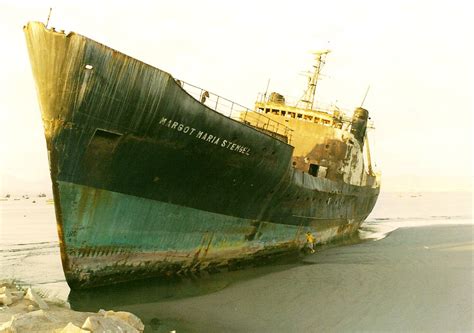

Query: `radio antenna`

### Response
(360, 85, 370, 107)
(45, 8, 52, 28)
(263, 78, 271, 101)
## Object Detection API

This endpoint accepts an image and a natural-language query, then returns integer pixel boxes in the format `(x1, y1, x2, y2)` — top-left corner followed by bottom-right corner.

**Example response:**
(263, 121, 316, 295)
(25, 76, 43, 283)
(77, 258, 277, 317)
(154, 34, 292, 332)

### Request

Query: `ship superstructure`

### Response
(248, 51, 378, 188)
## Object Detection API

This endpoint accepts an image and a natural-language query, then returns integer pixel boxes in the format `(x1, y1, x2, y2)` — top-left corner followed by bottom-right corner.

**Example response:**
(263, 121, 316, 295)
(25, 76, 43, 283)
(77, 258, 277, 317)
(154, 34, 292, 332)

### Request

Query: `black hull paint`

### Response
(24, 22, 379, 288)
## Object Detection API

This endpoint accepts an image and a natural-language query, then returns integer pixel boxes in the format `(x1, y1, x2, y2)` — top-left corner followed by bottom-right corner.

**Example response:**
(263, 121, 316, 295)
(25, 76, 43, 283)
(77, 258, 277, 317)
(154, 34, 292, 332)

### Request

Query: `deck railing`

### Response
(176, 79, 293, 143)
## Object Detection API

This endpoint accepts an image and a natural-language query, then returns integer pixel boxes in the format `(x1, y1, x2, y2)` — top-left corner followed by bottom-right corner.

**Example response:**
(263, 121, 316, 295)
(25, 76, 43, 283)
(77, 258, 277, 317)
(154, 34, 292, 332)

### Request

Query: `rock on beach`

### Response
(0, 281, 145, 333)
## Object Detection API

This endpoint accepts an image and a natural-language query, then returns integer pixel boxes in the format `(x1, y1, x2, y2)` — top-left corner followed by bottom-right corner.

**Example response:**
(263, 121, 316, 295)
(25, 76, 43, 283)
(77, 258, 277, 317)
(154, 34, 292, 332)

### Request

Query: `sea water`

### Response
(0, 192, 472, 332)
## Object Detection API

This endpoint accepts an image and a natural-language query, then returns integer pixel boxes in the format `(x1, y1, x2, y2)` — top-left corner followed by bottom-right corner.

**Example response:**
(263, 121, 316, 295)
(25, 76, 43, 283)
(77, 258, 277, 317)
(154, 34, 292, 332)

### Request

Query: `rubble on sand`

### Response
(0, 281, 145, 333)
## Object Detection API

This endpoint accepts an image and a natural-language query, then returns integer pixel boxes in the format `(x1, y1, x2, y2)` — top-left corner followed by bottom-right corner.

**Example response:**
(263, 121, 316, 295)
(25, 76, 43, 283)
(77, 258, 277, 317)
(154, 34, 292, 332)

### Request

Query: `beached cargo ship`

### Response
(24, 21, 380, 289)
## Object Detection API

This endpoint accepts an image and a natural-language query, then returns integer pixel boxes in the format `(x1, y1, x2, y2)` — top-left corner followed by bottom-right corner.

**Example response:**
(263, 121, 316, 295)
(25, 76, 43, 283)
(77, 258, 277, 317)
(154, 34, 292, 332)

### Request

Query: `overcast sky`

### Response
(0, 0, 472, 194)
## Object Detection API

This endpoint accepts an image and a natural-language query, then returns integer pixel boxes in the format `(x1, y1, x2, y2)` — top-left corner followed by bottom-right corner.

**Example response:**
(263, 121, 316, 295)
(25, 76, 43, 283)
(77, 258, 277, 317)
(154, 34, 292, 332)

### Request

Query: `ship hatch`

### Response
(81, 129, 123, 184)
(90, 129, 122, 149)
(85, 129, 122, 157)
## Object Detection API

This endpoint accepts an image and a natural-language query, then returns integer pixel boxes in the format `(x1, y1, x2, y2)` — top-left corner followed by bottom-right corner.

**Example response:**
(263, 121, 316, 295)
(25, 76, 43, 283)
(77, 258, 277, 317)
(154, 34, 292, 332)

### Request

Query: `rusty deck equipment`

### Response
(24, 22, 380, 289)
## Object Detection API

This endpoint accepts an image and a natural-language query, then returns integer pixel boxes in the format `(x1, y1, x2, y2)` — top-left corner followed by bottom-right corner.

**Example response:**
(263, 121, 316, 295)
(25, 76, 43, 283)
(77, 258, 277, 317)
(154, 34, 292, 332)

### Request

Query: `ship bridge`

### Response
(254, 99, 343, 128)
(253, 92, 375, 132)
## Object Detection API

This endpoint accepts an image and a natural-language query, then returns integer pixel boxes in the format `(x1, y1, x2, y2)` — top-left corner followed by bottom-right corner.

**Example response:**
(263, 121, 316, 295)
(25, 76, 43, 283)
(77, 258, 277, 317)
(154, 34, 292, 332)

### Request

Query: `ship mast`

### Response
(300, 50, 330, 110)
(364, 134, 374, 175)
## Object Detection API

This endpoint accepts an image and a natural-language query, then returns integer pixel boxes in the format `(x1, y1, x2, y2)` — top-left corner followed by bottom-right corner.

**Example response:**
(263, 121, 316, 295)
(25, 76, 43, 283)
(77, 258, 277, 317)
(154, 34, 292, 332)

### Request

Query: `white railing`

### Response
(176, 79, 293, 143)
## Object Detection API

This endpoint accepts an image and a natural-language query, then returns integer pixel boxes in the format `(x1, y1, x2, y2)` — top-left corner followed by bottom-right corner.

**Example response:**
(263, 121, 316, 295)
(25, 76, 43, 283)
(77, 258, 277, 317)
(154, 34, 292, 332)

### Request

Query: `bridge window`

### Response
(308, 163, 319, 177)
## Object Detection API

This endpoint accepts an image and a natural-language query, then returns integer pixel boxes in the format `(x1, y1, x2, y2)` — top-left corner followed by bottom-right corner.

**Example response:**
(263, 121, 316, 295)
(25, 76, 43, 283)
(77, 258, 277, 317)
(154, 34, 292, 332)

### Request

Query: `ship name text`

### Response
(158, 117, 251, 156)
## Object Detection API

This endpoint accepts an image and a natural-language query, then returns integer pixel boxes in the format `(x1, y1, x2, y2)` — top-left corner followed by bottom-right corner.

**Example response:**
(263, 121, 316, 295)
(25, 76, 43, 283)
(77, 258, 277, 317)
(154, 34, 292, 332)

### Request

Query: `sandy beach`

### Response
(1, 192, 472, 332)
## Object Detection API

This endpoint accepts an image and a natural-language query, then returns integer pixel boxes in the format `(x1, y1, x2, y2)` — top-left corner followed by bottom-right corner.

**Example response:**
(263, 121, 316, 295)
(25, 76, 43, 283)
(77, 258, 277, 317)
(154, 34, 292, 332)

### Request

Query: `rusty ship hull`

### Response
(24, 22, 379, 289)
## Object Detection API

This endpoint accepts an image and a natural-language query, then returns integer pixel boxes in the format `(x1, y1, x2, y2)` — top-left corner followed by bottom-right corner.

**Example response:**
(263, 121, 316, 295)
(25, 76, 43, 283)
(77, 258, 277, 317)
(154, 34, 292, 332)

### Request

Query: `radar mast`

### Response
(300, 50, 330, 110)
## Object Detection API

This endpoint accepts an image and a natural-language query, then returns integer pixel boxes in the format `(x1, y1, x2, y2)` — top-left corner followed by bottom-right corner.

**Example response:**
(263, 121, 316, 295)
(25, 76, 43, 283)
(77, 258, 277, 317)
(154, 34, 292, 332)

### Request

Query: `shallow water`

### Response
(0, 192, 472, 332)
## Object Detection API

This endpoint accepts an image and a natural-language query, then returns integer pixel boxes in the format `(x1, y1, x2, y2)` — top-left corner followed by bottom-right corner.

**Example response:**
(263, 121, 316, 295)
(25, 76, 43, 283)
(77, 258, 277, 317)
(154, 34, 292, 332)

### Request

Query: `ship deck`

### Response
(176, 80, 294, 144)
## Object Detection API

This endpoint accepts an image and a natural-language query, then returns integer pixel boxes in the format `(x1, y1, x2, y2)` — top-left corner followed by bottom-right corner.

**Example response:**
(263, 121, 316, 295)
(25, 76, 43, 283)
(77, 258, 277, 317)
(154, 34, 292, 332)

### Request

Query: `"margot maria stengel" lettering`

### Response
(158, 117, 251, 156)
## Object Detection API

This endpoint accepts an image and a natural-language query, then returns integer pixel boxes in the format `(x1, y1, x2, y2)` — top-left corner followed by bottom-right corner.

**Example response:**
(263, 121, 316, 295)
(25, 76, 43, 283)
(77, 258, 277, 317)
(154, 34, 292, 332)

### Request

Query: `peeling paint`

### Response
(24, 21, 380, 289)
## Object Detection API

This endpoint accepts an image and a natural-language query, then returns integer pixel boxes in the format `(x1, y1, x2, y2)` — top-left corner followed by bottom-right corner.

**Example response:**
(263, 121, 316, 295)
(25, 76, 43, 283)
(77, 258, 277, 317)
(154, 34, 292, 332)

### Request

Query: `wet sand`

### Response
(69, 224, 473, 332)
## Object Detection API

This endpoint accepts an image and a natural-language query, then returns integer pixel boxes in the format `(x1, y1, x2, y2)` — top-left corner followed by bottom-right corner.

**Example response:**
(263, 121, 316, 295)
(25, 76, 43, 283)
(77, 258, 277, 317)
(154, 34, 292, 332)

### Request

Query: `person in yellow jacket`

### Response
(306, 231, 316, 253)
